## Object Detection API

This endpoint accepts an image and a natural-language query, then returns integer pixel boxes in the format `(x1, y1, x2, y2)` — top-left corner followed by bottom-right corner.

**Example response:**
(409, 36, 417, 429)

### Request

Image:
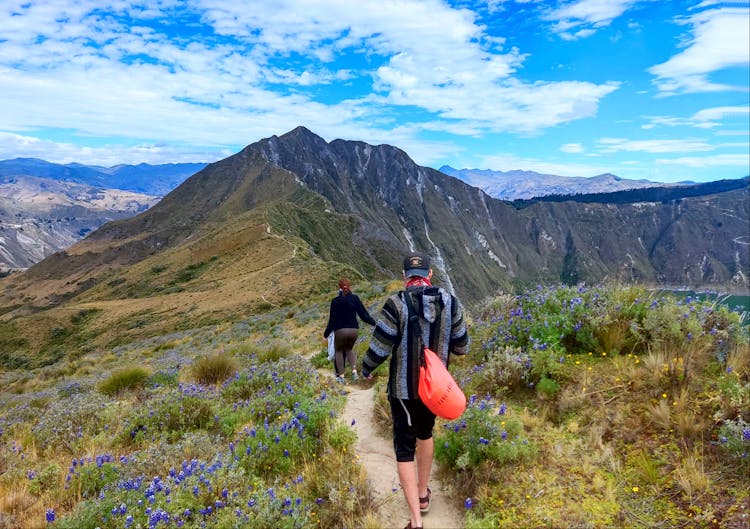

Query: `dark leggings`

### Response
(333, 328, 358, 375)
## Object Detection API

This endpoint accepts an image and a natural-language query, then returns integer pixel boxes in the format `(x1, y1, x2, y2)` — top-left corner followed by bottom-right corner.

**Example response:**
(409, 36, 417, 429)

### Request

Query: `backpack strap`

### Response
(403, 290, 426, 367)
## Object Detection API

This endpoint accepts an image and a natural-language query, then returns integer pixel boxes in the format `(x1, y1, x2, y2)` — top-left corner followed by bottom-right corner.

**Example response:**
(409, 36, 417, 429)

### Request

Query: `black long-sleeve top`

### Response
(323, 292, 376, 337)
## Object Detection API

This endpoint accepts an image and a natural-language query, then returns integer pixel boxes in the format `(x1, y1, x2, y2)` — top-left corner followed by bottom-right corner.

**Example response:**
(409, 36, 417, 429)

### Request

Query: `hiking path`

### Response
(340, 382, 465, 529)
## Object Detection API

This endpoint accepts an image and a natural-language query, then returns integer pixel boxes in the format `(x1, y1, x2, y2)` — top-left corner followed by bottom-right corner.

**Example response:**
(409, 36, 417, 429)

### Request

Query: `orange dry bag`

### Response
(418, 347, 466, 420)
(403, 290, 466, 420)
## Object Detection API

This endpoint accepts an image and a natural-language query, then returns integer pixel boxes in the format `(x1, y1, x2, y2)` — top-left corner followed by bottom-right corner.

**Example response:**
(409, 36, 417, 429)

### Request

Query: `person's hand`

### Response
(322, 337, 329, 346)
(365, 374, 374, 380)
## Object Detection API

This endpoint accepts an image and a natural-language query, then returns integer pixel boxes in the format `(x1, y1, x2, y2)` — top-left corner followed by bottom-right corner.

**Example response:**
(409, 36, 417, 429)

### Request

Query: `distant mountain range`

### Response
(2, 157, 727, 272)
(0, 159, 205, 272)
(0, 174, 158, 271)
(439, 166, 680, 200)
(0, 158, 207, 196)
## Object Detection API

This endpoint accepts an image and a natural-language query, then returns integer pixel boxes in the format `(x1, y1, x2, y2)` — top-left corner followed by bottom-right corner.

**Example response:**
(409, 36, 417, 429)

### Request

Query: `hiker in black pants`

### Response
(323, 277, 376, 383)
(362, 252, 469, 529)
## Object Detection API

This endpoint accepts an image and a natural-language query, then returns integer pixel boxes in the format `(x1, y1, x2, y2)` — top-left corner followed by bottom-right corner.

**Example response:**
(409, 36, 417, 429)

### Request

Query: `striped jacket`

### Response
(361, 286, 469, 400)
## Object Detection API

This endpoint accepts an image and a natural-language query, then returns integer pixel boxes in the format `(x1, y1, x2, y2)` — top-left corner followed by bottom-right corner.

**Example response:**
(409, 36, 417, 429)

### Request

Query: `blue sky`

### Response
(0, 0, 748, 183)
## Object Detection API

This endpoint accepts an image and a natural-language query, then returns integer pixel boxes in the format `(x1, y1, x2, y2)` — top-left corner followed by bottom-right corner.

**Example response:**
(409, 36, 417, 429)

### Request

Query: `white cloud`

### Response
(475, 148, 749, 181)
(543, 0, 638, 40)
(649, 6, 750, 94)
(656, 153, 750, 168)
(0, 126, 464, 168)
(0, 131, 228, 165)
(561, 143, 584, 153)
(643, 105, 750, 129)
(0, 0, 621, 151)
(692, 105, 750, 122)
(476, 152, 615, 177)
(715, 130, 750, 137)
(597, 137, 715, 153)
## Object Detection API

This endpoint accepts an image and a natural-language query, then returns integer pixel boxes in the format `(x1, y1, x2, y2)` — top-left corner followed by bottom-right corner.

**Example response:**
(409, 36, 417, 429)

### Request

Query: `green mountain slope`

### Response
(0, 127, 747, 364)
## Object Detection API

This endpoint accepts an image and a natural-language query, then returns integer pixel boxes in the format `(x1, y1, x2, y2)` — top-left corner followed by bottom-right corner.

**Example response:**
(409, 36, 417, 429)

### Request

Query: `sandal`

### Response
(404, 523, 423, 529)
(419, 487, 431, 514)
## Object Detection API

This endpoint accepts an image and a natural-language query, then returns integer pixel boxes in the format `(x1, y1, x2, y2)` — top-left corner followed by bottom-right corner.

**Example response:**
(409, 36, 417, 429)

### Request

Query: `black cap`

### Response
(403, 252, 430, 278)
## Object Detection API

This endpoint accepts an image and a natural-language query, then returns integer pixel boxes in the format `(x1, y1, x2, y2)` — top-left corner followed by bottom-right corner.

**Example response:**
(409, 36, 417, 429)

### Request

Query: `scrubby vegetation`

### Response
(98, 367, 151, 396)
(189, 353, 238, 385)
(1, 282, 747, 528)
(0, 301, 375, 529)
(439, 284, 749, 528)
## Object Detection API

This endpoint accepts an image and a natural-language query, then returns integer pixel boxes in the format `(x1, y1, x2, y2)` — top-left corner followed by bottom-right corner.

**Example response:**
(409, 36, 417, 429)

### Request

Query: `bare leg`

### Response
(416, 437, 433, 501)
(397, 461, 422, 528)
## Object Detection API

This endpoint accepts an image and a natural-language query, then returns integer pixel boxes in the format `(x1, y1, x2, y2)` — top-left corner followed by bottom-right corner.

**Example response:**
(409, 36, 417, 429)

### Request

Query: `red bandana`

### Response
(405, 276, 432, 288)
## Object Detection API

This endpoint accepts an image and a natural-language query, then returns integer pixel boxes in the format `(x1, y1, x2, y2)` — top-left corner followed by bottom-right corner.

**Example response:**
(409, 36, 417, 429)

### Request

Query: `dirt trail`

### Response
(341, 383, 465, 529)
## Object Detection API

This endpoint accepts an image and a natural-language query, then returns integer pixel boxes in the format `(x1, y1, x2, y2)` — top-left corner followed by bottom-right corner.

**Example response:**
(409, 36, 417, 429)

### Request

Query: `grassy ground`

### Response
(1, 282, 748, 528)
(436, 284, 750, 528)
(0, 284, 385, 529)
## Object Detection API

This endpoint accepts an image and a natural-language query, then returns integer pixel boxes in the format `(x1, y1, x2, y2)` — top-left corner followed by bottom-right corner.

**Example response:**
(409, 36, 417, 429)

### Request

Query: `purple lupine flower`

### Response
(743, 428, 750, 441)
(45, 509, 55, 523)
(501, 431, 508, 440)
(464, 498, 473, 509)
(498, 403, 507, 415)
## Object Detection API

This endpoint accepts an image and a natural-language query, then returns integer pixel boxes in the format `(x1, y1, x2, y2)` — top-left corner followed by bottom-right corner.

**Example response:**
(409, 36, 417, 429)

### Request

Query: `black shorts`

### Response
(389, 397, 436, 462)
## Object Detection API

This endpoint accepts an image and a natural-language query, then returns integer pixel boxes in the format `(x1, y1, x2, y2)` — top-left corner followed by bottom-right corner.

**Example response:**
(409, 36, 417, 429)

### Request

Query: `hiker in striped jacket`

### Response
(361, 251, 469, 529)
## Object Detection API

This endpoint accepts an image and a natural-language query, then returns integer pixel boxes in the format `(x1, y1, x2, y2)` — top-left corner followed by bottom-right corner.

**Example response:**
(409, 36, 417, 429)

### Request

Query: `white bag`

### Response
(327, 333, 335, 361)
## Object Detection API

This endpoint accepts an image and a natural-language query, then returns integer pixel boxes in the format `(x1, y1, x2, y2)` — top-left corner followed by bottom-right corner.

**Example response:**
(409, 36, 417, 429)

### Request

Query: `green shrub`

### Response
(173, 261, 208, 283)
(536, 375, 560, 397)
(148, 370, 179, 388)
(77, 463, 119, 499)
(190, 353, 238, 385)
(435, 401, 536, 472)
(98, 367, 150, 396)
(469, 346, 532, 397)
(310, 349, 331, 369)
(28, 463, 61, 496)
(122, 393, 216, 445)
(256, 343, 293, 363)
(327, 424, 357, 451)
(717, 417, 750, 467)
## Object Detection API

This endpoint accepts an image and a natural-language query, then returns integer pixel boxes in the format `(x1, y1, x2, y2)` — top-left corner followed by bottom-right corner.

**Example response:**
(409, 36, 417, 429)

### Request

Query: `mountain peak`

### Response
(280, 125, 323, 141)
